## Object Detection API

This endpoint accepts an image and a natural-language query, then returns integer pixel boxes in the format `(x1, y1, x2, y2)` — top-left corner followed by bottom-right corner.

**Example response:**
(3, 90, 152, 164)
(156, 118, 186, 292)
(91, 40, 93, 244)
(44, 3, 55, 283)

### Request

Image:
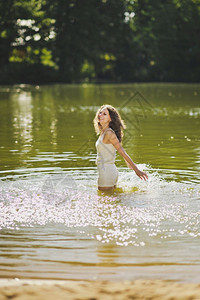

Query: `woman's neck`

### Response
(101, 125, 110, 134)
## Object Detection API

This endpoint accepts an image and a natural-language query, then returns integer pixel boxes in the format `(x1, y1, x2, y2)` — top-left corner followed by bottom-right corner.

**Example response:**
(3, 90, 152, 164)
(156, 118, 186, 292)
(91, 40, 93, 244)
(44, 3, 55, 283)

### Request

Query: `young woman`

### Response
(94, 104, 148, 191)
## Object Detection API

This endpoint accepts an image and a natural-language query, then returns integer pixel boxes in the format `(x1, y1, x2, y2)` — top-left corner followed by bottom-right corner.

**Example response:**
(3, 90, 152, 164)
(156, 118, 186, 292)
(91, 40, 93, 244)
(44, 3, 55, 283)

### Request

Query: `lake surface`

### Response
(0, 83, 200, 282)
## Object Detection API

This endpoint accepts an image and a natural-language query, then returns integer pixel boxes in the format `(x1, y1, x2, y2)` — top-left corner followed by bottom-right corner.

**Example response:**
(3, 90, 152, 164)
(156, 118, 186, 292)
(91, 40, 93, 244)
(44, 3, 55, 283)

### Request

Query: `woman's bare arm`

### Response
(104, 130, 148, 180)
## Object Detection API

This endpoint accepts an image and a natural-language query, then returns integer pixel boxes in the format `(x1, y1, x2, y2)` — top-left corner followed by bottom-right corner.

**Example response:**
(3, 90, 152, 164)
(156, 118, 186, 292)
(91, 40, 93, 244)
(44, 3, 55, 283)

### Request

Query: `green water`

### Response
(0, 83, 200, 282)
(0, 83, 199, 181)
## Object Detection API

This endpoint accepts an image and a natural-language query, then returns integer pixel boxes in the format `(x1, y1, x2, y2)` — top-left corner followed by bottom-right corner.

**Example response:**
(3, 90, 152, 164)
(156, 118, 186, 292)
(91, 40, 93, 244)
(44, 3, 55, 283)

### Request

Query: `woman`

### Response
(94, 104, 148, 191)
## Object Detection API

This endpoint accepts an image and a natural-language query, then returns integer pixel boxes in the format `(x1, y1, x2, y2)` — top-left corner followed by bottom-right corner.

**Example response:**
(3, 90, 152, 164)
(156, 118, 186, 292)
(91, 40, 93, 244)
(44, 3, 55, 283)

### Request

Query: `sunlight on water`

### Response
(1, 168, 199, 248)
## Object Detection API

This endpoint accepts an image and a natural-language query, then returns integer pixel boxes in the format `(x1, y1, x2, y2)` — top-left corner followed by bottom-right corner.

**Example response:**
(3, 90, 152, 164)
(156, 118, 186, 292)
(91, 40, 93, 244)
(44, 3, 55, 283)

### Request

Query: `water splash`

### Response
(0, 170, 199, 247)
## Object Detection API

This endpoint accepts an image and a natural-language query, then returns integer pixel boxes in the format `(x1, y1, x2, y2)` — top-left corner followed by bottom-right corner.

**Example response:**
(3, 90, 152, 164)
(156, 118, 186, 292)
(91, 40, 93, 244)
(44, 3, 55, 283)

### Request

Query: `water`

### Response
(0, 83, 200, 282)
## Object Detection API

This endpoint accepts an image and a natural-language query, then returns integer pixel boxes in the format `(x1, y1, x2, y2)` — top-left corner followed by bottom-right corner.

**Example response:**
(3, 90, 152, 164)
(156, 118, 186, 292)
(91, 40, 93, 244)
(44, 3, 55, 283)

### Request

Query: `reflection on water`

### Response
(11, 85, 59, 151)
(0, 83, 200, 282)
(11, 91, 33, 148)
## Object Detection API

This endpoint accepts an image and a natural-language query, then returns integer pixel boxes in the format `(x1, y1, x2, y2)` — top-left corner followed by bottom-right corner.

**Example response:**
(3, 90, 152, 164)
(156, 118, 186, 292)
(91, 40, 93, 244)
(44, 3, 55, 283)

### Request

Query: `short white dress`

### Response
(95, 129, 118, 187)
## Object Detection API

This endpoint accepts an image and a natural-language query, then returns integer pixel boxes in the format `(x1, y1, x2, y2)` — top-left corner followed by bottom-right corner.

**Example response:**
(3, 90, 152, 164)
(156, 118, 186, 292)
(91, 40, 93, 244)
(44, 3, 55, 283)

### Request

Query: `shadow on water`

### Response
(97, 186, 139, 197)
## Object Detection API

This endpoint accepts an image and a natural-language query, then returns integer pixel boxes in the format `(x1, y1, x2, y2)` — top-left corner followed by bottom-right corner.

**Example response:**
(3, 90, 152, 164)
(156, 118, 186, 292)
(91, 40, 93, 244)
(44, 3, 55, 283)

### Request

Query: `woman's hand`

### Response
(135, 169, 148, 181)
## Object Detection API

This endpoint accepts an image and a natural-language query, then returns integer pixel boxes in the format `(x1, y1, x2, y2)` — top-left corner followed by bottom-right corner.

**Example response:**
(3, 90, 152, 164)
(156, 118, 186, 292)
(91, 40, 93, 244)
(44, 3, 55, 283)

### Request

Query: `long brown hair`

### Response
(93, 104, 126, 142)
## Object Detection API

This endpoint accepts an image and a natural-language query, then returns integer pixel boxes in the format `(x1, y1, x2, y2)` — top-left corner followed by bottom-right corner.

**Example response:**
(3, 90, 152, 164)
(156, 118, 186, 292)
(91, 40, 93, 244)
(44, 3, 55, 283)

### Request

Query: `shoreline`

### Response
(0, 279, 200, 300)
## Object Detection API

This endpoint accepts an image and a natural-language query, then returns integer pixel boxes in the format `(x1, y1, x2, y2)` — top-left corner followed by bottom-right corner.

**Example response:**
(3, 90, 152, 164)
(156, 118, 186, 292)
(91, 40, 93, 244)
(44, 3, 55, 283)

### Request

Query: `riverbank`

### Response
(0, 279, 200, 300)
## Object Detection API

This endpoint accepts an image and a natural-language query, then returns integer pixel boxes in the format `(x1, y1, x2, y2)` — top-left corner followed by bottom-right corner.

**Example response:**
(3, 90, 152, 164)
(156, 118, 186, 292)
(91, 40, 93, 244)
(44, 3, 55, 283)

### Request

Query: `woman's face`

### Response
(98, 108, 111, 127)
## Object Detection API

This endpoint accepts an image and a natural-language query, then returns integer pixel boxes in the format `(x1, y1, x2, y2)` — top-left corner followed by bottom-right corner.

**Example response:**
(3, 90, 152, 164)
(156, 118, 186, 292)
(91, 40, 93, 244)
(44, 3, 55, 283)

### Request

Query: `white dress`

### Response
(95, 129, 118, 187)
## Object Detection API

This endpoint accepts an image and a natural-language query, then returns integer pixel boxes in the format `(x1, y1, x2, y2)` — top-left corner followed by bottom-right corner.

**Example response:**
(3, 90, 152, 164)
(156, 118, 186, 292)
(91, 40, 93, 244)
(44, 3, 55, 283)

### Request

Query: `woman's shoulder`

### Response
(104, 128, 118, 141)
(105, 128, 115, 135)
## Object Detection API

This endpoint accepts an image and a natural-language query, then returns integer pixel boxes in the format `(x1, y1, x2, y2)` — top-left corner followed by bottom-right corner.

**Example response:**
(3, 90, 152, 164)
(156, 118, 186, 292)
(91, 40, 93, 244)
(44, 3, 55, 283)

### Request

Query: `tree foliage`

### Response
(0, 0, 199, 83)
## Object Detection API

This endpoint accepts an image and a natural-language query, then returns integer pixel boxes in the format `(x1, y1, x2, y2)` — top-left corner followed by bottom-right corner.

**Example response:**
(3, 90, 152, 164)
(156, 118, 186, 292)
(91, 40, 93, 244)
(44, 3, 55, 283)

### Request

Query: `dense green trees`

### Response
(131, 0, 200, 82)
(45, 0, 131, 82)
(0, 0, 199, 83)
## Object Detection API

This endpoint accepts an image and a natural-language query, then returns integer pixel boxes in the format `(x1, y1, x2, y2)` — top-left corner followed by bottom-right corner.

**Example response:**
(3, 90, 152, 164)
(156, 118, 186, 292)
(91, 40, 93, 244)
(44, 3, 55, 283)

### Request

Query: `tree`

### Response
(44, 0, 132, 82)
(0, 0, 54, 68)
(122, 0, 200, 82)
(0, 0, 200, 83)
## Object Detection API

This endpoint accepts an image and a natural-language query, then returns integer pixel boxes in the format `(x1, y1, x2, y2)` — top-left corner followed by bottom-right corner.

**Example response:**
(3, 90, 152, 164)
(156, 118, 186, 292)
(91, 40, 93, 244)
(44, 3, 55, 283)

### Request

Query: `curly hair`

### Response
(93, 104, 126, 142)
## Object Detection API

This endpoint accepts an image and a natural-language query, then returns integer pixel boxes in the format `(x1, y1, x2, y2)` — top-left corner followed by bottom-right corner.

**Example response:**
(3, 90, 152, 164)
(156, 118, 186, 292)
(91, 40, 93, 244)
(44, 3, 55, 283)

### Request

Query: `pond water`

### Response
(0, 83, 200, 282)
